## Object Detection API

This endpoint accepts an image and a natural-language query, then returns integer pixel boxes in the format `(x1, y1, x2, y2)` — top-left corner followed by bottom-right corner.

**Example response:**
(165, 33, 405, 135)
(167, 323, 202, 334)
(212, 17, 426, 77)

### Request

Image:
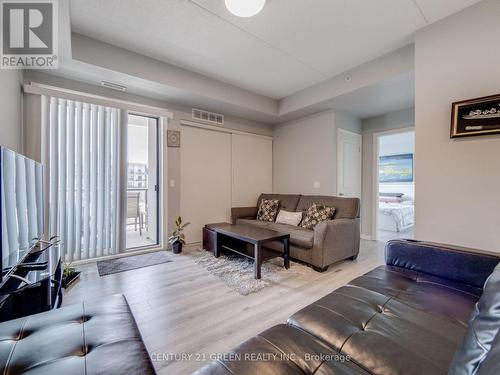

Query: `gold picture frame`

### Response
(451, 93, 500, 138)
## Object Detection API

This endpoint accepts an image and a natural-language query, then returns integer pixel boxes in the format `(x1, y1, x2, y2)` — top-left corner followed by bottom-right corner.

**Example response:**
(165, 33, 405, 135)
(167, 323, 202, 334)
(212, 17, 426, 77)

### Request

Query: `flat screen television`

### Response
(0, 147, 44, 283)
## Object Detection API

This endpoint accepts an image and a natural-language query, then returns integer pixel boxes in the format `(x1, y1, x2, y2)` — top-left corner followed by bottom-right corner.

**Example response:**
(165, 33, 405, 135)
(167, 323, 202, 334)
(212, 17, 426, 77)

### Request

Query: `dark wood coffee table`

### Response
(210, 223, 290, 279)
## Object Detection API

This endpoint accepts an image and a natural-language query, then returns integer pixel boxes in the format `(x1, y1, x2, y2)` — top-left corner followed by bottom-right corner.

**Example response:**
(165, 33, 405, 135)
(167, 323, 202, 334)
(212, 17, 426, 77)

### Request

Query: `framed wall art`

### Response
(451, 93, 500, 138)
(379, 153, 414, 183)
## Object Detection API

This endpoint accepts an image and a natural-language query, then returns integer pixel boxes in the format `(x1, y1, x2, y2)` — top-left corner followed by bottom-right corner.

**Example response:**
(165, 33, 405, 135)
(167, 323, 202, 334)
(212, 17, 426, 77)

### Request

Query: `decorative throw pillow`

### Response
(379, 196, 402, 204)
(256, 199, 279, 222)
(448, 263, 500, 375)
(300, 203, 335, 229)
(275, 210, 302, 226)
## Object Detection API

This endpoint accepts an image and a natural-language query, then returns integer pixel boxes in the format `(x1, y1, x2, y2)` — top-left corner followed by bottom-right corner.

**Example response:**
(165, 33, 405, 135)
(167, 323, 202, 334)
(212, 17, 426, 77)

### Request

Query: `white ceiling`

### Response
(329, 73, 415, 119)
(70, 0, 482, 99)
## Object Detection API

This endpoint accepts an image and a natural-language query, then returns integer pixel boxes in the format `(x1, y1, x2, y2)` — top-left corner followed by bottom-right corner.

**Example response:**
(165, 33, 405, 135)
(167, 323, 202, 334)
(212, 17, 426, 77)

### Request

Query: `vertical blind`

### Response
(1, 149, 43, 261)
(42, 96, 121, 261)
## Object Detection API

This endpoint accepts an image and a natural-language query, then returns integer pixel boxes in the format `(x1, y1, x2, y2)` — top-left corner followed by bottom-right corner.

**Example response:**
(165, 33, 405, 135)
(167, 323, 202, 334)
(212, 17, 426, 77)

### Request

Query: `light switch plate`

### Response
(313, 181, 321, 189)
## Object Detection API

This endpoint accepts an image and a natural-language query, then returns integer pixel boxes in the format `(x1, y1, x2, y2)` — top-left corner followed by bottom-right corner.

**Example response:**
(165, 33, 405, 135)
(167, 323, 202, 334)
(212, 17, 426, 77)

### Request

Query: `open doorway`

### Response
(126, 114, 159, 249)
(375, 130, 415, 242)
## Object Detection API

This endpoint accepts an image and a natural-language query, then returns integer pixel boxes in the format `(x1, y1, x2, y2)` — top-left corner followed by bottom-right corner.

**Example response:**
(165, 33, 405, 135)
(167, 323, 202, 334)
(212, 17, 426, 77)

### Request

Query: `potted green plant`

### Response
(168, 216, 190, 254)
(62, 262, 80, 288)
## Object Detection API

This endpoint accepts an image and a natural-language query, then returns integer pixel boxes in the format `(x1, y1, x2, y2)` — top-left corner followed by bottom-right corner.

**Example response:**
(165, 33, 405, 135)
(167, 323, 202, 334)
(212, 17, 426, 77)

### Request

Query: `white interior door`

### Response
(231, 134, 273, 207)
(337, 129, 362, 198)
(181, 126, 232, 243)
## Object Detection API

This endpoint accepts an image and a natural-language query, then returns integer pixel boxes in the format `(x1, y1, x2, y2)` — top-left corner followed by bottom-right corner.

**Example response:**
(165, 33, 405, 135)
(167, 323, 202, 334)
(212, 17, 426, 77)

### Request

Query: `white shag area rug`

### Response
(188, 249, 314, 295)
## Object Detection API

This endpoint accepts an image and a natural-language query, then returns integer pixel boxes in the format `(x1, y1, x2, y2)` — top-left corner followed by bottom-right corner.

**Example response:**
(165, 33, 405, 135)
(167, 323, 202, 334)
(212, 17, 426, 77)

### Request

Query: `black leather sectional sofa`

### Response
(0, 294, 155, 374)
(195, 239, 500, 375)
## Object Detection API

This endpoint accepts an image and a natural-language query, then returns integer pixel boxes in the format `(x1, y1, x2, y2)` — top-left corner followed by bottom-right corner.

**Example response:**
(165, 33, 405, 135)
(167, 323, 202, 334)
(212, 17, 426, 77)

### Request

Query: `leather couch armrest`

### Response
(230, 206, 258, 224)
(476, 328, 500, 375)
(385, 239, 500, 289)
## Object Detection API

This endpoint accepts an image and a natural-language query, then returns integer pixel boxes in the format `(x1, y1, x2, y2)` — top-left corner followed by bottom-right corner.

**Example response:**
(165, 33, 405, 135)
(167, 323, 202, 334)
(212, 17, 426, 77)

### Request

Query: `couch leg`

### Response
(312, 265, 329, 273)
(350, 254, 358, 261)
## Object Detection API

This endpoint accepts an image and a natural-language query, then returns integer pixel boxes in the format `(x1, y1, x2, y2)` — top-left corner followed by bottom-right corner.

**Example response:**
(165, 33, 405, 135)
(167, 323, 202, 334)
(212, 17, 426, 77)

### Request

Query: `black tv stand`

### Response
(0, 241, 62, 322)
(17, 261, 49, 270)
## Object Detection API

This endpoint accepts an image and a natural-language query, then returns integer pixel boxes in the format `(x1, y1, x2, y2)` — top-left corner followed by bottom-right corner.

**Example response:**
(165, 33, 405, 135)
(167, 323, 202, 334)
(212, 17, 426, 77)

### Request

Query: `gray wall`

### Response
(0, 71, 23, 152)
(361, 108, 415, 238)
(414, 0, 500, 251)
(336, 110, 362, 133)
(273, 109, 361, 196)
(23, 71, 273, 236)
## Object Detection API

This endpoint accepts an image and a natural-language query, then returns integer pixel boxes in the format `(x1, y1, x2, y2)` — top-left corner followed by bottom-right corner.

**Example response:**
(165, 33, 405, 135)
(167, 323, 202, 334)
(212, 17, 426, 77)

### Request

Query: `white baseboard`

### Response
(360, 234, 375, 241)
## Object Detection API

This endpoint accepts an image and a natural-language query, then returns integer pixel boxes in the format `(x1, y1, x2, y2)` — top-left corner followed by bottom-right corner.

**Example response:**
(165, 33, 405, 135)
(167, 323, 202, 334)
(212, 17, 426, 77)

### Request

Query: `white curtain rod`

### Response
(23, 82, 173, 119)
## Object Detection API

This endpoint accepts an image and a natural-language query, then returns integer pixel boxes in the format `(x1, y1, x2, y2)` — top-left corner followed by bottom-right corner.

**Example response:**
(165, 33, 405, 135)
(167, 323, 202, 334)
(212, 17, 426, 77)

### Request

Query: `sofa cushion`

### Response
(350, 266, 480, 324)
(257, 193, 301, 212)
(300, 203, 335, 229)
(0, 294, 154, 375)
(267, 222, 314, 248)
(297, 195, 359, 219)
(193, 324, 368, 375)
(256, 198, 279, 222)
(287, 269, 476, 375)
(236, 219, 314, 248)
(236, 218, 272, 228)
(448, 263, 500, 375)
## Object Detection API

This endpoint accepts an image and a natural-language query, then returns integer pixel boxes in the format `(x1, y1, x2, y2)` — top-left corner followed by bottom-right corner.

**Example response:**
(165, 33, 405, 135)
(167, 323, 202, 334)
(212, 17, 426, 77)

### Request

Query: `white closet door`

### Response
(181, 126, 232, 243)
(232, 134, 273, 207)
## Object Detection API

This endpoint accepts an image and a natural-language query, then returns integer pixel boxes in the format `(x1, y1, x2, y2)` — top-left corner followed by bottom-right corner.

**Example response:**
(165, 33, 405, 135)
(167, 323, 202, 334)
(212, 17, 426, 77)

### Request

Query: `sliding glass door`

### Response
(126, 114, 159, 250)
(42, 95, 162, 261)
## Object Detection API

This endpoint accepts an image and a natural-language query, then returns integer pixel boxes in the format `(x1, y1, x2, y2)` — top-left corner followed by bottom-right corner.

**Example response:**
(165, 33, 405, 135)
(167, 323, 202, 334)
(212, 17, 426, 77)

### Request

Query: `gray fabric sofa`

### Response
(231, 193, 360, 271)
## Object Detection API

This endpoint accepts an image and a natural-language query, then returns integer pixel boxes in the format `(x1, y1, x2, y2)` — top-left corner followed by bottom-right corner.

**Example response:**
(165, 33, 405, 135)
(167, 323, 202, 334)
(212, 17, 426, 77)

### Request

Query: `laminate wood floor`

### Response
(63, 239, 386, 374)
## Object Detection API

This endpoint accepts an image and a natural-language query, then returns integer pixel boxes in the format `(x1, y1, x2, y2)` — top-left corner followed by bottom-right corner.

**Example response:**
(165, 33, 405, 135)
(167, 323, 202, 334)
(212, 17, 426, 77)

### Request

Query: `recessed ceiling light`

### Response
(225, 0, 266, 18)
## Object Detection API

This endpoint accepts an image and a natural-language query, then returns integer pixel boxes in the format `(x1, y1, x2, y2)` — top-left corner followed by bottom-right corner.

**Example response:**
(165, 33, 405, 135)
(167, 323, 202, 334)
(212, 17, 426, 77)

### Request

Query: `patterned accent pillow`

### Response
(256, 199, 280, 222)
(300, 203, 335, 229)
